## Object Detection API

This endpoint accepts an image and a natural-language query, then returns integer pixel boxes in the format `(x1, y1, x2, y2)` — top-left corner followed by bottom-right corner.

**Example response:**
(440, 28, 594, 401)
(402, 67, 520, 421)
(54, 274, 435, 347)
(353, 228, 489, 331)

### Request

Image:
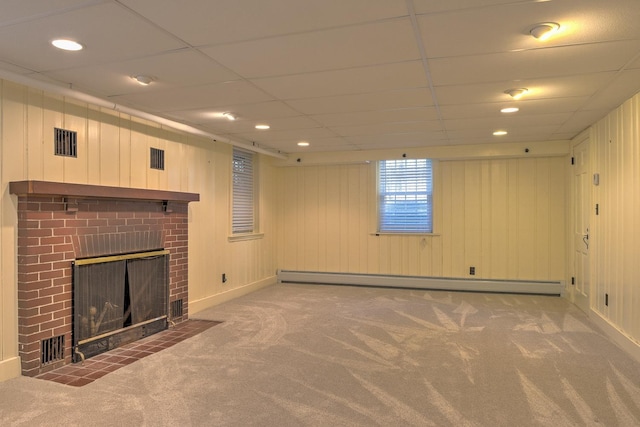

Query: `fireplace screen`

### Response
(72, 250, 169, 361)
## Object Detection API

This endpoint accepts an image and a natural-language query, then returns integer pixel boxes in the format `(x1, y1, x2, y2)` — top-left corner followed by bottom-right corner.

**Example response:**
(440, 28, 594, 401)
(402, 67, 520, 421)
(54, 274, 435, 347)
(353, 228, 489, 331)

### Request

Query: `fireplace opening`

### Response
(72, 249, 170, 362)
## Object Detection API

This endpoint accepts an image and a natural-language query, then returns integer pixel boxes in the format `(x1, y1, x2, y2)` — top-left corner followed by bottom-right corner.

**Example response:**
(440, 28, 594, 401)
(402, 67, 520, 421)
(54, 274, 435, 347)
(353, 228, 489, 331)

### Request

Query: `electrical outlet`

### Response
(469, 266, 475, 275)
(222, 273, 227, 283)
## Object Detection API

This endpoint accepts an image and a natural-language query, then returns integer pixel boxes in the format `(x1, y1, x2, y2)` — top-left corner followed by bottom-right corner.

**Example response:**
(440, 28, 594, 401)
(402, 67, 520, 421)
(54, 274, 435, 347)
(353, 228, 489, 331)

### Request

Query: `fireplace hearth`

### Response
(10, 181, 199, 377)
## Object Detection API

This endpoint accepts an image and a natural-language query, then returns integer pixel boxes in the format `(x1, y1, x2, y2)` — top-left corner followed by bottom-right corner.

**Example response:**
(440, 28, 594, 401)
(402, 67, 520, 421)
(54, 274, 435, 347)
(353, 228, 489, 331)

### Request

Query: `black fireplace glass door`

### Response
(127, 255, 168, 325)
(74, 260, 127, 342)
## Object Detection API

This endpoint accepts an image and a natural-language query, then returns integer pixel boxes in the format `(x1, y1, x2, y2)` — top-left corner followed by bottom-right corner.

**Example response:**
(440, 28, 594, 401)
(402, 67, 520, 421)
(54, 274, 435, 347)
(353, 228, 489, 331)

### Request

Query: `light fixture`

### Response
(222, 112, 237, 121)
(504, 88, 528, 100)
(255, 124, 270, 130)
(530, 22, 560, 41)
(501, 107, 519, 113)
(493, 130, 508, 136)
(133, 75, 154, 86)
(51, 39, 83, 51)
(297, 141, 310, 147)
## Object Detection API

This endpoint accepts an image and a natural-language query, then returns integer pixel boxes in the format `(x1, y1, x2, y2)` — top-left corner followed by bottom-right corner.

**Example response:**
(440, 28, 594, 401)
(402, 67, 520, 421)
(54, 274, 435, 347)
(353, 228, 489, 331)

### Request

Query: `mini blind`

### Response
(232, 148, 255, 234)
(378, 159, 433, 233)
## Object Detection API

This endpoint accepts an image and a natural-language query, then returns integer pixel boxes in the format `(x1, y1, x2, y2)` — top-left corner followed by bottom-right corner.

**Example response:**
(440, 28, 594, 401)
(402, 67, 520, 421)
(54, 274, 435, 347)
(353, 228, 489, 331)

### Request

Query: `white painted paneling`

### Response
(590, 92, 640, 343)
(276, 156, 566, 282)
(0, 80, 26, 378)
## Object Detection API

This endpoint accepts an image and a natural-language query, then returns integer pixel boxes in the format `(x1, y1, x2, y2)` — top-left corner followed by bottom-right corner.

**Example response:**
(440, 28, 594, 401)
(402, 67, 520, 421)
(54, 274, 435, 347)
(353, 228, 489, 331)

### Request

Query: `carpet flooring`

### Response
(1, 283, 639, 426)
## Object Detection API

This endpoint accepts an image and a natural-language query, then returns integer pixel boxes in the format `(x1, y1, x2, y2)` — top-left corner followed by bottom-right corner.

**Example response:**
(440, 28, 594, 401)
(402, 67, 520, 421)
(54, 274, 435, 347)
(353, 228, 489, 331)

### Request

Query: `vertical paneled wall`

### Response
(0, 79, 278, 381)
(276, 156, 566, 282)
(591, 93, 640, 343)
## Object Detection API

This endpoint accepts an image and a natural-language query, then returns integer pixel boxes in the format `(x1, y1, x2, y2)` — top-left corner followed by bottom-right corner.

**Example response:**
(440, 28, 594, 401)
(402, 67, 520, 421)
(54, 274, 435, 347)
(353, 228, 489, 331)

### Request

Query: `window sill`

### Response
(371, 232, 440, 237)
(228, 232, 264, 242)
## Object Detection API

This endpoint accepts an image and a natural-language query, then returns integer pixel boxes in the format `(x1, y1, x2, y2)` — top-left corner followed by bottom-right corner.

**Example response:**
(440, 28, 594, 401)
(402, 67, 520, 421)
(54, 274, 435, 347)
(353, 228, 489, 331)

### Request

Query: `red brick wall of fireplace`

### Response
(16, 193, 191, 377)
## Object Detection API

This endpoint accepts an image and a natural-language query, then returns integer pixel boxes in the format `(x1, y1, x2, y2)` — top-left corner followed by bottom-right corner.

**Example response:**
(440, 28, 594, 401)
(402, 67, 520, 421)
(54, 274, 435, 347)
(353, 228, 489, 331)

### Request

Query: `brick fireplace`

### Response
(10, 181, 199, 377)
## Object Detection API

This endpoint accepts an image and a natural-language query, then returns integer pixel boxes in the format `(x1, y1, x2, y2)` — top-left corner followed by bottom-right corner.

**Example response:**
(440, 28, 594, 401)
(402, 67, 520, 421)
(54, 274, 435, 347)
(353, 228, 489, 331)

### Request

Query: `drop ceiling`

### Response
(0, 0, 639, 155)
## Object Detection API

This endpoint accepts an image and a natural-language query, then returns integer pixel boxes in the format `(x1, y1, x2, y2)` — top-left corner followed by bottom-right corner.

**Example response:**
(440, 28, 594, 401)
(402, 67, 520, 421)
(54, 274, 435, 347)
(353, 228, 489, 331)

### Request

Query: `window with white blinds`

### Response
(232, 148, 256, 234)
(378, 158, 433, 233)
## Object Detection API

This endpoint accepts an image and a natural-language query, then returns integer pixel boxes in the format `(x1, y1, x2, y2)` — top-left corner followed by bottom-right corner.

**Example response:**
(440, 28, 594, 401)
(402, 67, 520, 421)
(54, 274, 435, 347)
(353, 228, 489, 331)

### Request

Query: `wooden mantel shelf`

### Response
(9, 180, 199, 203)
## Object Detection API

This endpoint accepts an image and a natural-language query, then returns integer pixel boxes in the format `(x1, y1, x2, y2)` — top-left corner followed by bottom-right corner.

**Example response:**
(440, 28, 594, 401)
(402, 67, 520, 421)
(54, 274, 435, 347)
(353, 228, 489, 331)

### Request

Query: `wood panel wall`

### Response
(276, 156, 566, 282)
(590, 93, 640, 343)
(0, 80, 277, 380)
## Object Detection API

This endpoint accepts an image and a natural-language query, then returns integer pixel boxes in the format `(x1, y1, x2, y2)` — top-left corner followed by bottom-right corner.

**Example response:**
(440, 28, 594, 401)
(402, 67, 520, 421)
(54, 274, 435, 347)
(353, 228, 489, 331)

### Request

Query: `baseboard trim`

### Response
(589, 309, 640, 364)
(0, 356, 22, 382)
(278, 270, 563, 296)
(189, 276, 277, 314)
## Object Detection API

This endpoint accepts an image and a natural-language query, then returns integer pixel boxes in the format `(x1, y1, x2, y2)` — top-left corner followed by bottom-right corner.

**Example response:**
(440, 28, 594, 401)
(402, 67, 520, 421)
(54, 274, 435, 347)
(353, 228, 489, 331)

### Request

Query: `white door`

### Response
(573, 139, 590, 312)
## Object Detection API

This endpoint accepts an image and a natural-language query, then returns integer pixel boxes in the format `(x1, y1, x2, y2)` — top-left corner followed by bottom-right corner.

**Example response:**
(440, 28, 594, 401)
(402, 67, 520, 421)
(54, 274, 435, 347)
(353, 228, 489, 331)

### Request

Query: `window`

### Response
(378, 158, 433, 233)
(232, 148, 256, 234)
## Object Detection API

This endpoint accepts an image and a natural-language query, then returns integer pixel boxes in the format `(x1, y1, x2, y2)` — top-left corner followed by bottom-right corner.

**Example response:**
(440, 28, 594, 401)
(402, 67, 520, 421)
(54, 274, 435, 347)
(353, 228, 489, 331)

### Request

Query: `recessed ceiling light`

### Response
(133, 75, 154, 86)
(530, 22, 560, 41)
(51, 39, 83, 51)
(222, 112, 237, 121)
(504, 88, 528, 100)
(255, 124, 270, 130)
(297, 141, 310, 147)
(493, 130, 508, 136)
(501, 107, 519, 113)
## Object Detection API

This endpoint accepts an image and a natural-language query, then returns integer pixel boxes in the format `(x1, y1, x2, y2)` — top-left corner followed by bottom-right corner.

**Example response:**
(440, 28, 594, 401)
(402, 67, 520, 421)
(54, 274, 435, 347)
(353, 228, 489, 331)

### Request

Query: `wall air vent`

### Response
(41, 335, 65, 366)
(171, 299, 184, 319)
(150, 147, 165, 170)
(54, 128, 77, 157)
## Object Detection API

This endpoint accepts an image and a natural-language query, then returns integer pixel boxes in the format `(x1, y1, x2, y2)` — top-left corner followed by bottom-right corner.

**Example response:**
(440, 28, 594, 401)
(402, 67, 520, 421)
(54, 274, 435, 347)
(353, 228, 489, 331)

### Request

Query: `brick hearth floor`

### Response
(35, 319, 221, 387)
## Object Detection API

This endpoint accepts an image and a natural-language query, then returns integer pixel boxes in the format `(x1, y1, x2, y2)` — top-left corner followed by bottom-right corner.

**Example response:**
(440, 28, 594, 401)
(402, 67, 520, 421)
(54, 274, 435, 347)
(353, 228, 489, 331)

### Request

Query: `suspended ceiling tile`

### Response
(118, 0, 408, 46)
(0, 3, 185, 72)
(251, 61, 428, 100)
(428, 40, 640, 86)
(110, 80, 274, 112)
(434, 72, 619, 106)
(0, 0, 105, 26)
(45, 50, 242, 97)
(233, 126, 338, 143)
(312, 107, 440, 127)
(287, 88, 434, 115)
(438, 97, 592, 120)
(201, 19, 420, 79)
(331, 121, 443, 138)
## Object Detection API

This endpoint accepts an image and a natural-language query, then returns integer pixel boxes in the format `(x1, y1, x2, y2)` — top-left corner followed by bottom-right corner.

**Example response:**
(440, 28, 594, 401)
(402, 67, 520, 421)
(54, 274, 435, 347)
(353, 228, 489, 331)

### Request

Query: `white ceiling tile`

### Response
(439, 97, 591, 120)
(252, 61, 428, 100)
(412, 0, 537, 14)
(444, 112, 573, 132)
(429, 41, 640, 86)
(313, 107, 439, 127)
(346, 132, 447, 148)
(331, 121, 443, 137)
(119, 0, 408, 46)
(45, 50, 241, 97)
(434, 72, 618, 106)
(0, 0, 105, 26)
(201, 19, 420, 78)
(234, 127, 338, 143)
(110, 80, 273, 112)
(287, 88, 434, 115)
(0, 3, 185, 72)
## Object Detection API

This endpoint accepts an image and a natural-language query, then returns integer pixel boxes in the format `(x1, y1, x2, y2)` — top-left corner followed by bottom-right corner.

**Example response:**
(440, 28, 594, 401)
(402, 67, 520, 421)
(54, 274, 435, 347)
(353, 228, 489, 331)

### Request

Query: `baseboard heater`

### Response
(277, 270, 563, 296)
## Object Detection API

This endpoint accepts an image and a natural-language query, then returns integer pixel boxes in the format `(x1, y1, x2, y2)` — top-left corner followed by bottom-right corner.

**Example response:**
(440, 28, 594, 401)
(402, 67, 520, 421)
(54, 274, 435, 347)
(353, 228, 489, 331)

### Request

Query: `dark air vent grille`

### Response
(41, 335, 65, 366)
(150, 147, 165, 170)
(54, 128, 77, 157)
(171, 299, 183, 318)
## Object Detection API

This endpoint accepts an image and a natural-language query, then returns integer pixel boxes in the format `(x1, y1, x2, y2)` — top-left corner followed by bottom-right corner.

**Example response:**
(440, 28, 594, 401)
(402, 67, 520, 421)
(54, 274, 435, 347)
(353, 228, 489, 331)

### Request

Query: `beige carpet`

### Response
(1, 283, 640, 426)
